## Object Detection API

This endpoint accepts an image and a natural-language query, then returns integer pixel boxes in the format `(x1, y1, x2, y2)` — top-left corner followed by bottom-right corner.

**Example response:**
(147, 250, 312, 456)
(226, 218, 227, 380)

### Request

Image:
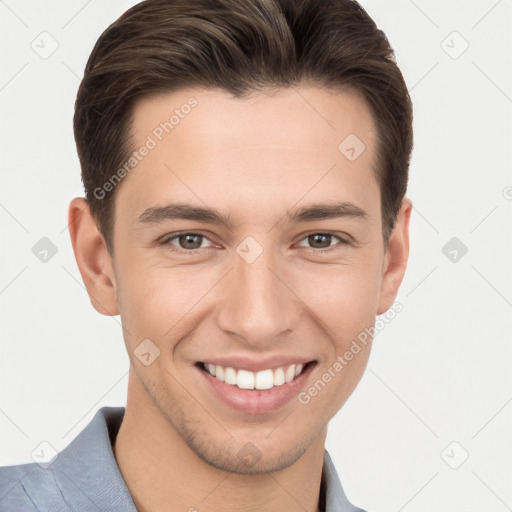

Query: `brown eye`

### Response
(297, 232, 345, 250)
(163, 232, 211, 251)
(177, 233, 204, 249)
(308, 233, 334, 249)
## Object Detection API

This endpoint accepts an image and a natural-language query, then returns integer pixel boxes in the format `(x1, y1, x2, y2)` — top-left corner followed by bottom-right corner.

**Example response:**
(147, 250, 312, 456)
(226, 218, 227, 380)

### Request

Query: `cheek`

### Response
(298, 257, 382, 333)
(296, 266, 379, 415)
(116, 262, 218, 345)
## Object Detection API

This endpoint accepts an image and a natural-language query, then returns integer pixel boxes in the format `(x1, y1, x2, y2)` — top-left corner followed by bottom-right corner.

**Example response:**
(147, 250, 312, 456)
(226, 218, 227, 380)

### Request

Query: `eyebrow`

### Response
(137, 201, 368, 228)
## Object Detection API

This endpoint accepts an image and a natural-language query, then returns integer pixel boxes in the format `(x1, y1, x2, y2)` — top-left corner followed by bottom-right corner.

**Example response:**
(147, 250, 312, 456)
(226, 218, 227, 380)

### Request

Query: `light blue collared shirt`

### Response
(0, 407, 367, 511)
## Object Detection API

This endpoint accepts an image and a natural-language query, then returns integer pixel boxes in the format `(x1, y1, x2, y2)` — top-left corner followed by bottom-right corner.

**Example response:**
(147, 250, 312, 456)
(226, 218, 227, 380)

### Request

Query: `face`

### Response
(71, 86, 410, 474)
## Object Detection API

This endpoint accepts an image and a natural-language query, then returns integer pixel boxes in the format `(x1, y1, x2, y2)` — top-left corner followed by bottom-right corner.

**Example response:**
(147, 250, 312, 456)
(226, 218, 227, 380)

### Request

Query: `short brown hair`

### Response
(73, 0, 413, 254)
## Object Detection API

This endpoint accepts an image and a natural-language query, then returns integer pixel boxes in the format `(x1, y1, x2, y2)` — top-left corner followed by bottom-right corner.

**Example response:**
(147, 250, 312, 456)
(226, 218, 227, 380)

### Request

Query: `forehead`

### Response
(131, 86, 376, 155)
(117, 86, 379, 228)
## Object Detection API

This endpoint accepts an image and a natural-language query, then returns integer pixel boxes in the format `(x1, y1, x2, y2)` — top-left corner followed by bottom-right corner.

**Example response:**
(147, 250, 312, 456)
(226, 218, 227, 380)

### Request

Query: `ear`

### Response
(67, 197, 119, 316)
(376, 197, 412, 315)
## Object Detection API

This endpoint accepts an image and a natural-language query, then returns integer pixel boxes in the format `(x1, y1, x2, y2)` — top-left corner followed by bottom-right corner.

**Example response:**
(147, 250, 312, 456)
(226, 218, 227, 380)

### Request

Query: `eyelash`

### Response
(158, 231, 351, 254)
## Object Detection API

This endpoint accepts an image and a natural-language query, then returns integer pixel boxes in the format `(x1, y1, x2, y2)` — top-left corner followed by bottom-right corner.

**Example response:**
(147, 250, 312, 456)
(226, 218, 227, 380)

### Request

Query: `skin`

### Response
(68, 85, 411, 512)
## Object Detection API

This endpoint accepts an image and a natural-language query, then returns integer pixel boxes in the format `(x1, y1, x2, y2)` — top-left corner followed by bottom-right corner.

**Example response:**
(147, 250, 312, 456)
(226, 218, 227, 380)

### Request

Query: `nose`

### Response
(215, 244, 302, 348)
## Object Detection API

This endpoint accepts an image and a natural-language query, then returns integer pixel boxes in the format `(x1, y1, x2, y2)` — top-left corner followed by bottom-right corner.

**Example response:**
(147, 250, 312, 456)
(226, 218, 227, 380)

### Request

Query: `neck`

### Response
(113, 374, 326, 512)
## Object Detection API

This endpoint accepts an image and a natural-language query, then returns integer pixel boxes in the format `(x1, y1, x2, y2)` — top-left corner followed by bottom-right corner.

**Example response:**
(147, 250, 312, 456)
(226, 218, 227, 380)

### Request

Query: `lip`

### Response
(196, 360, 317, 415)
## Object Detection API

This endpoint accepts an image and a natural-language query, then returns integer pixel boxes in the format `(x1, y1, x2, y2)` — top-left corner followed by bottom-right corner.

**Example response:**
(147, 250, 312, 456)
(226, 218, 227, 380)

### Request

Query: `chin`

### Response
(191, 438, 308, 475)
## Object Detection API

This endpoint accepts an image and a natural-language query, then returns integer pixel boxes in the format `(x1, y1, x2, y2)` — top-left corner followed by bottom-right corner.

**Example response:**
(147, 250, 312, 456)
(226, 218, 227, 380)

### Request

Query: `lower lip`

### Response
(197, 362, 316, 415)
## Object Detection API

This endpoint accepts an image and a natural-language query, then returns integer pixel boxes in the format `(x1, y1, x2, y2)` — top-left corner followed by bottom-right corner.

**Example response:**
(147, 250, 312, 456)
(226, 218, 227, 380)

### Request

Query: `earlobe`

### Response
(67, 197, 119, 316)
(376, 197, 412, 316)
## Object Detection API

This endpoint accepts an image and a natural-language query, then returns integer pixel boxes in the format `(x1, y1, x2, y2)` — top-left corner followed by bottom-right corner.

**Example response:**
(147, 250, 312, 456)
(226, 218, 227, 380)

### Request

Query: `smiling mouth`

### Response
(198, 361, 314, 391)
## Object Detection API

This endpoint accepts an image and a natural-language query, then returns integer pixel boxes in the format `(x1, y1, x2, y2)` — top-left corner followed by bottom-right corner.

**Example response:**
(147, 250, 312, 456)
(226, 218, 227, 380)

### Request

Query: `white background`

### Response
(1, 1, 511, 511)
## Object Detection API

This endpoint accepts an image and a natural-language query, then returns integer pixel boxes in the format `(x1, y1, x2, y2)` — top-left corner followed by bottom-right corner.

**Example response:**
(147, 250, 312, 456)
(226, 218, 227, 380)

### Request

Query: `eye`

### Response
(296, 232, 348, 251)
(160, 232, 214, 251)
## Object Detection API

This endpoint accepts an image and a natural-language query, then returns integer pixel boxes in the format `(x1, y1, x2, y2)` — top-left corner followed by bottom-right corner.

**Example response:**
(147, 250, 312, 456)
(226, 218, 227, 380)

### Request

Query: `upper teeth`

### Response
(204, 363, 305, 390)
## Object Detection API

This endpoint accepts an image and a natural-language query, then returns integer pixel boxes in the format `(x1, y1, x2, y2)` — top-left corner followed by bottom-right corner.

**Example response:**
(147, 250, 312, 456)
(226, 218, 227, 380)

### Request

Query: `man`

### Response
(0, 0, 413, 510)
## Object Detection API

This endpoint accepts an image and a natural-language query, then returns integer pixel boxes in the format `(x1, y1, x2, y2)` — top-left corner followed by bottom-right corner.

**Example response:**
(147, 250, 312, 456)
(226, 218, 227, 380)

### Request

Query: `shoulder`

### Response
(0, 461, 58, 511)
(0, 406, 132, 512)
